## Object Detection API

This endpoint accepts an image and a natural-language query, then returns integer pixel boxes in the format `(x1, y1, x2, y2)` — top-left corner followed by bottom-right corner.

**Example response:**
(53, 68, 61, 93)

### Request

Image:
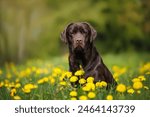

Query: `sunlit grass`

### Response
(0, 53, 150, 100)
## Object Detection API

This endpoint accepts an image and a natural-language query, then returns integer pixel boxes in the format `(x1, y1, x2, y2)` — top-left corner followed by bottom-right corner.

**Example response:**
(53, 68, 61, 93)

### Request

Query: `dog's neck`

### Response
(70, 43, 99, 69)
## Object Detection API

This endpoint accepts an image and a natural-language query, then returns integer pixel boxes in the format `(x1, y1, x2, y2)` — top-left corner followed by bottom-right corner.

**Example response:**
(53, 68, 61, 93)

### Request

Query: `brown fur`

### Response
(61, 22, 116, 85)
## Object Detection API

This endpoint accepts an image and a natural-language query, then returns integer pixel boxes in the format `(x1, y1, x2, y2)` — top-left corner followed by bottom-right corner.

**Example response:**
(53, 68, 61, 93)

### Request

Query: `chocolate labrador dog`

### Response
(61, 22, 116, 85)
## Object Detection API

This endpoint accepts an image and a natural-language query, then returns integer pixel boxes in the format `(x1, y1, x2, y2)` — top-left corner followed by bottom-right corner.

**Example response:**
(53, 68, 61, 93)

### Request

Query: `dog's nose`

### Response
(76, 39, 82, 44)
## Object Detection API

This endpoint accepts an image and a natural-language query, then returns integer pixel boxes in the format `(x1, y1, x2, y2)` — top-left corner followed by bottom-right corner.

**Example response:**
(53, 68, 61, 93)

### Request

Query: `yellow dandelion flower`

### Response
(106, 95, 113, 100)
(79, 78, 86, 84)
(132, 76, 146, 82)
(120, 67, 127, 74)
(127, 88, 135, 94)
(96, 81, 107, 88)
(113, 73, 119, 80)
(0, 82, 4, 87)
(112, 66, 127, 76)
(25, 68, 32, 76)
(13, 96, 21, 100)
(60, 71, 72, 80)
(19, 71, 25, 78)
(75, 70, 84, 76)
(79, 95, 88, 100)
(100, 81, 107, 87)
(15, 83, 21, 88)
(82, 85, 91, 92)
(4, 83, 9, 87)
(64, 71, 72, 78)
(132, 78, 140, 82)
(11, 88, 17, 93)
(9, 82, 15, 88)
(138, 75, 146, 81)
(59, 81, 67, 86)
(87, 77, 94, 83)
(43, 77, 49, 82)
(35, 69, 42, 75)
(24, 84, 35, 89)
(139, 62, 150, 73)
(22, 88, 31, 93)
(37, 79, 45, 84)
(70, 76, 78, 82)
(82, 83, 95, 91)
(22, 83, 37, 93)
(10, 88, 17, 97)
(70, 91, 77, 97)
(71, 97, 77, 100)
(133, 81, 143, 90)
(112, 66, 120, 72)
(116, 84, 126, 93)
(95, 82, 101, 87)
(59, 76, 64, 81)
(50, 78, 55, 84)
(88, 92, 96, 99)
(52, 73, 58, 77)
(31, 66, 36, 72)
(60, 73, 65, 79)
(53, 68, 62, 75)
(87, 83, 95, 91)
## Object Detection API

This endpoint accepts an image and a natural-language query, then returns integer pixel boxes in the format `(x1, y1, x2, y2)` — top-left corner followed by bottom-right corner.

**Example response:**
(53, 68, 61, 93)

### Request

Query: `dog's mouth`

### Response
(74, 45, 84, 52)
(75, 42, 84, 48)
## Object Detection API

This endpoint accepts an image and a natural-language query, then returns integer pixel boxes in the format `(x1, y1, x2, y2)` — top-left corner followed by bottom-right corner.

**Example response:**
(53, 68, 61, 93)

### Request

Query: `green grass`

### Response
(0, 52, 150, 100)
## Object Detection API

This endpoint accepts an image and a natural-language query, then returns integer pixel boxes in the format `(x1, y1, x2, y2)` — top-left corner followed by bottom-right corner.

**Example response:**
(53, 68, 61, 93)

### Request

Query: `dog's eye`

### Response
(81, 30, 88, 34)
(69, 31, 74, 35)
(70, 31, 78, 35)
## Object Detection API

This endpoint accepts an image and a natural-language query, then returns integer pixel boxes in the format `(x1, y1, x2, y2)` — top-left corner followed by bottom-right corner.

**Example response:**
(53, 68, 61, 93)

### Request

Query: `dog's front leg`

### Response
(69, 55, 80, 74)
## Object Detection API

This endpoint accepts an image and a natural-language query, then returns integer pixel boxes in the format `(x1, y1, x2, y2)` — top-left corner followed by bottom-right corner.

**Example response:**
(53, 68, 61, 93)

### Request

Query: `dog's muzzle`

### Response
(74, 35, 85, 49)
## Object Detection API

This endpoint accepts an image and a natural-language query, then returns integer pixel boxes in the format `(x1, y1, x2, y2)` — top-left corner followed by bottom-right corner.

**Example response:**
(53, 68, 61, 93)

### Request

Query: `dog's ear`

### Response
(60, 23, 73, 44)
(90, 25, 97, 42)
(82, 22, 97, 42)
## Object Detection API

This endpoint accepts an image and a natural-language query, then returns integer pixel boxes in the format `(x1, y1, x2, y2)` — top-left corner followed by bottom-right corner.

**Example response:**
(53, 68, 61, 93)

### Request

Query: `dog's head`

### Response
(61, 22, 97, 52)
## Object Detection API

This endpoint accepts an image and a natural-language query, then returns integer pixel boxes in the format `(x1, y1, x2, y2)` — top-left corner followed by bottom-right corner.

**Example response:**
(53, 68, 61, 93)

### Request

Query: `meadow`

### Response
(0, 52, 150, 100)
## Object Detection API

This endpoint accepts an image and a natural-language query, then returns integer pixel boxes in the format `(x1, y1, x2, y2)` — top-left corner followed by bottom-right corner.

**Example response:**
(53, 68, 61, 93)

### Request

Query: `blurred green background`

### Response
(0, 0, 150, 64)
